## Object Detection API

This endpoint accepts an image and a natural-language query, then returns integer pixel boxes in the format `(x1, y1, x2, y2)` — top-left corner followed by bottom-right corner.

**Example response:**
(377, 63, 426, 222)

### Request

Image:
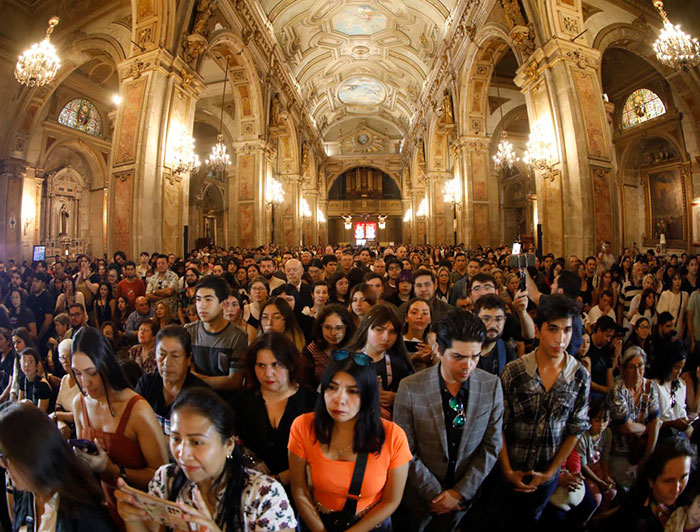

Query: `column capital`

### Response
(452, 136, 490, 153)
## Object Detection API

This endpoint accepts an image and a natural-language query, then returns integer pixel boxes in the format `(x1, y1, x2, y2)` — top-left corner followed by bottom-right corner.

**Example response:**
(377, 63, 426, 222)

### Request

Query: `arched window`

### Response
(57, 98, 103, 137)
(621, 89, 666, 129)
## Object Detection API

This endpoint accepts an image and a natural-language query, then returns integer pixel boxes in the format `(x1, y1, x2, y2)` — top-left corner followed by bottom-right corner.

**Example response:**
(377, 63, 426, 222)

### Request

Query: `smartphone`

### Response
(519, 271, 527, 292)
(404, 340, 421, 353)
(512, 243, 522, 255)
(68, 438, 98, 455)
(120, 484, 191, 530)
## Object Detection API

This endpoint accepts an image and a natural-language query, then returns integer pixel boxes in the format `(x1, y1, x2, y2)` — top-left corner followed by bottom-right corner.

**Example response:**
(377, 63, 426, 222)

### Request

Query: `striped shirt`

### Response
(620, 279, 643, 316)
(501, 351, 590, 472)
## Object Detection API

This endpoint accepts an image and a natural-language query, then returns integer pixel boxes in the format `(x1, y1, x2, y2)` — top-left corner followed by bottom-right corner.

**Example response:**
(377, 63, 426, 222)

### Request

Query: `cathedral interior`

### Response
(1, 0, 700, 260)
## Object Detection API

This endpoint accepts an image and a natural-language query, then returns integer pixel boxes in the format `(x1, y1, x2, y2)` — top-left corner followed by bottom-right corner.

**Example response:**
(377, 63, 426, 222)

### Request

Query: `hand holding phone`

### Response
(68, 438, 98, 455)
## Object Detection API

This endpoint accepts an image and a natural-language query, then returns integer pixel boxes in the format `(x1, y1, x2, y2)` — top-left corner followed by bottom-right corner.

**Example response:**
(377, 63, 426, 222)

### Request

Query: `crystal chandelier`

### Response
(343, 215, 353, 229)
(442, 177, 461, 204)
(417, 197, 429, 217)
(378, 215, 387, 229)
(300, 197, 312, 218)
(15, 17, 61, 87)
(266, 177, 285, 204)
(652, 0, 700, 71)
(207, 60, 231, 172)
(403, 208, 412, 222)
(317, 209, 327, 223)
(493, 133, 519, 170)
(170, 125, 200, 176)
(523, 122, 556, 176)
(491, 54, 519, 170)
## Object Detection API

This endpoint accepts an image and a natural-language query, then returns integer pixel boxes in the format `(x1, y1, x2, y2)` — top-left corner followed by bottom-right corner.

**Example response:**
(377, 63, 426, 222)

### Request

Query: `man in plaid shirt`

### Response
(498, 294, 590, 528)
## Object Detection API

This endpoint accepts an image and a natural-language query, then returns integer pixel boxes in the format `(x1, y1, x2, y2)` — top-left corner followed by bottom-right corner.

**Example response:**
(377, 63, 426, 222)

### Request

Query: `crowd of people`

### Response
(0, 241, 698, 531)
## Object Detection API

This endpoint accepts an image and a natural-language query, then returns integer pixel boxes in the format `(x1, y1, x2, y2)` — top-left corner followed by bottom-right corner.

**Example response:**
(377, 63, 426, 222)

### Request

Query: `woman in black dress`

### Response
(234, 332, 316, 488)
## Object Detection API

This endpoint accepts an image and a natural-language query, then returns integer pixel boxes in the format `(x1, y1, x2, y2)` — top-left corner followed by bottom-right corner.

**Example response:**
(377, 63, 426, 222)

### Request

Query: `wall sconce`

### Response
(21, 194, 35, 236)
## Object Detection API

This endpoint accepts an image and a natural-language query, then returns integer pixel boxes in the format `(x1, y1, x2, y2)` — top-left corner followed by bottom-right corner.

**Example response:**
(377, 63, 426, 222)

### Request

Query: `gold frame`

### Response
(643, 161, 689, 247)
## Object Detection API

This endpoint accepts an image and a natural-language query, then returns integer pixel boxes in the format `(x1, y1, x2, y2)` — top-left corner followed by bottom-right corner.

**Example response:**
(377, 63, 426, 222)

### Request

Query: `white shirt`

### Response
(653, 378, 687, 421)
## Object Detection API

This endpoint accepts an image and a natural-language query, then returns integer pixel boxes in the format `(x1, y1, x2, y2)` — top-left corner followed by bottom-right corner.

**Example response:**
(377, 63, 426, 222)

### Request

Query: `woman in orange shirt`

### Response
(289, 351, 411, 531)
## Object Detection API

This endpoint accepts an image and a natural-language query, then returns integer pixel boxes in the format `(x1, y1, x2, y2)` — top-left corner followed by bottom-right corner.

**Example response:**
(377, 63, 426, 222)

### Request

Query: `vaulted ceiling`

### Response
(256, 0, 458, 140)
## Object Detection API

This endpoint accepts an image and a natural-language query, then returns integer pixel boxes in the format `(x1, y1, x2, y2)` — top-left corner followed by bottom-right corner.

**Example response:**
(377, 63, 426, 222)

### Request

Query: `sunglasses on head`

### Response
(448, 397, 466, 429)
(332, 350, 371, 367)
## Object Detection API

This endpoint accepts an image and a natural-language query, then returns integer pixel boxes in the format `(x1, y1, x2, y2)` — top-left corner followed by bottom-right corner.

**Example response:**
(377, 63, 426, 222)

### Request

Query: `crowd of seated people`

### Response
(0, 242, 698, 531)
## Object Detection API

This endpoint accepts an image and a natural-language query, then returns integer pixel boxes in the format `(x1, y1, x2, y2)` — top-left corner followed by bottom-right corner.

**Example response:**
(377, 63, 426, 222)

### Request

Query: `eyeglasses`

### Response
(448, 397, 466, 428)
(332, 350, 371, 367)
(323, 324, 346, 334)
(480, 315, 505, 325)
(261, 314, 285, 323)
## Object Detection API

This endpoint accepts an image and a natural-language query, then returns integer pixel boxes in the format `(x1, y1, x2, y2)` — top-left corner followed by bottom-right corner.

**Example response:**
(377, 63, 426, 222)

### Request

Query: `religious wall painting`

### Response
(692, 203, 700, 246)
(473, 203, 489, 244)
(591, 168, 613, 245)
(239, 204, 253, 247)
(338, 76, 387, 106)
(237, 154, 255, 201)
(113, 172, 133, 254)
(162, 177, 181, 253)
(116, 78, 147, 165)
(573, 70, 608, 159)
(332, 5, 387, 35)
(472, 154, 487, 201)
(644, 163, 687, 246)
(237, 85, 253, 117)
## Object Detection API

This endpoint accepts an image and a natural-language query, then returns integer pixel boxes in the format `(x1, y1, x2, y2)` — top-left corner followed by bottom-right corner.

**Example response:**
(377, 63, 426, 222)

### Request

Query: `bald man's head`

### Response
(135, 296, 149, 315)
(285, 259, 303, 285)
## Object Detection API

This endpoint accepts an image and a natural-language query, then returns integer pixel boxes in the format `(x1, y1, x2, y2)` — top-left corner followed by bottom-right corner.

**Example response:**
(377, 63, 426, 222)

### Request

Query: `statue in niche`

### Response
(501, 0, 526, 29)
(271, 94, 282, 126)
(441, 91, 454, 124)
(59, 204, 70, 235)
(301, 142, 310, 176)
(192, 0, 214, 37)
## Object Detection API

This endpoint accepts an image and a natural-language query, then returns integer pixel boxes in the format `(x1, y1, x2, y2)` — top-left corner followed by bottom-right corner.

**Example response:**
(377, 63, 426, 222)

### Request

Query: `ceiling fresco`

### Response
(257, 0, 458, 139)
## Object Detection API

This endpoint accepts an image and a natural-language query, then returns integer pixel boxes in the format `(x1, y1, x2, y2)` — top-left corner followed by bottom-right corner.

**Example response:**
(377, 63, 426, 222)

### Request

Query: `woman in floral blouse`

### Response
(115, 386, 295, 532)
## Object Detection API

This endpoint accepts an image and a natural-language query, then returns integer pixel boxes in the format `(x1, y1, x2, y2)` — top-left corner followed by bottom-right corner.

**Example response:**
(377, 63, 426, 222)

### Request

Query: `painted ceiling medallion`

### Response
(332, 5, 387, 36)
(338, 76, 386, 105)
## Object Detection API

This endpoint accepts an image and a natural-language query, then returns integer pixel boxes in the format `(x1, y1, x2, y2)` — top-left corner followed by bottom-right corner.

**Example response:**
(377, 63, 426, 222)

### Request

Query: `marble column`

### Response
(230, 140, 268, 247)
(514, 39, 613, 257)
(0, 160, 29, 261)
(108, 50, 205, 257)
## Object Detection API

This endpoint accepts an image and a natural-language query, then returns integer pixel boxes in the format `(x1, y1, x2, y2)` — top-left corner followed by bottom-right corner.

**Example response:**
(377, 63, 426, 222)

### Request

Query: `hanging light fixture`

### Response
(442, 177, 461, 204)
(206, 60, 231, 172)
(15, 16, 61, 87)
(652, 0, 700, 71)
(491, 53, 519, 170)
(343, 215, 353, 229)
(300, 197, 312, 218)
(266, 176, 285, 204)
(523, 121, 557, 179)
(317, 209, 326, 223)
(403, 208, 413, 222)
(416, 197, 429, 217)
(169, 125, 201, 177)
(378, 215, 387, 229)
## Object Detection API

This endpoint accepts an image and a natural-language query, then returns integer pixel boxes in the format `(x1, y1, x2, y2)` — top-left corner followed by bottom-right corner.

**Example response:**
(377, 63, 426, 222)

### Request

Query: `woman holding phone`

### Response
(115, 387, 296, 531)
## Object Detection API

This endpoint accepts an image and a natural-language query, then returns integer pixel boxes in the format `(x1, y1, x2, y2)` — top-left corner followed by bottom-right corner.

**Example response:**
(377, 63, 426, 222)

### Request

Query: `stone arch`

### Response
(201, 31, 265, 138)
(5, 33, 126, 163)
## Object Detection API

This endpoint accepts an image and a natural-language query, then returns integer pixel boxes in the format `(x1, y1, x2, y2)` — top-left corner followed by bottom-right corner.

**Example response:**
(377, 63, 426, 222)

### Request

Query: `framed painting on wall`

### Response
(643, 162, 688, 248)
(692, 203, 700, 246)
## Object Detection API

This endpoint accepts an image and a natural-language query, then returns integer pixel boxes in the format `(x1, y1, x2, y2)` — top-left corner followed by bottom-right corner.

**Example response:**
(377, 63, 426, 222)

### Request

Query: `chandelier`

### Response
(300, 197, 312, 218)
(266, 177, 285, 204)
(493, 133, 519, 170)
(652, 0, 700, 71)
(416, 197, 429, 217)
(378, 215, 387, 229)
(343, 215, 352, 229)
(207, 60, 231, 172)
(170, 125, 200, 176)
(491, 53, 519, 170)
(442, 176, 461, 204)
(317, 209, 327, 223)
(403, 208, 412, 222)
(15, 17, 61, 87)
(523, 122, 556, 176)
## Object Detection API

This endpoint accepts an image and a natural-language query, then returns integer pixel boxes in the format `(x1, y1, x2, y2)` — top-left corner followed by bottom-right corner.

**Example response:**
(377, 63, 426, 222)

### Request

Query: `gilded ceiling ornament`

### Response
(192, 0, 214, 38)
(500, 0, 526, 30)
(511, 24, 536, 59)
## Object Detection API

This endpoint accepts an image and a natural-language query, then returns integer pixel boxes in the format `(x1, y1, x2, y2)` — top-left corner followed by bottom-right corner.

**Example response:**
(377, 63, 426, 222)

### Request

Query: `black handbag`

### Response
(318, 452, 369, 532)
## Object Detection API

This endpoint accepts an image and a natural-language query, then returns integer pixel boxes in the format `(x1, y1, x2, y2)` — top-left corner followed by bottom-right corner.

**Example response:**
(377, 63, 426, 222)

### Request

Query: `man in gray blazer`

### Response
(394, 309, 504, 531)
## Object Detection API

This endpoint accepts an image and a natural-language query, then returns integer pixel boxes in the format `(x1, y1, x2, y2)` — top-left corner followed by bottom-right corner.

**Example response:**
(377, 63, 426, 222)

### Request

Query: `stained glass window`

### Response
(621, 89, 666, 129)
(57, 98, 103, 137)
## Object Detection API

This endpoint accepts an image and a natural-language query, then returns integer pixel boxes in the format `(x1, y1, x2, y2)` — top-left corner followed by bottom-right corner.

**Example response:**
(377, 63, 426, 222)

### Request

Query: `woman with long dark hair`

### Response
(92, 281, 115, 329)
(345, 305, 413, 414)
(328, 272, 350, 306)
(304, 304, 356, 384)
(7, 288, 37, 338)
(71, 327, 167, 523)
(651, 342, 693, 436)
(235, 332, 316, 486)
(116, 387, 296, 531)
(259, 297, 307, 354)
(289, 354, 411, 531)
(0, 401, 116, 531)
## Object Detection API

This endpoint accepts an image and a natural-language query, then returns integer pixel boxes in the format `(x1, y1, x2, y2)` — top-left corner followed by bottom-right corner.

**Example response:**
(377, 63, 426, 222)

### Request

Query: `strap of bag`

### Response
(341, 452, 369, 517)
(496, 339, 506, 375)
